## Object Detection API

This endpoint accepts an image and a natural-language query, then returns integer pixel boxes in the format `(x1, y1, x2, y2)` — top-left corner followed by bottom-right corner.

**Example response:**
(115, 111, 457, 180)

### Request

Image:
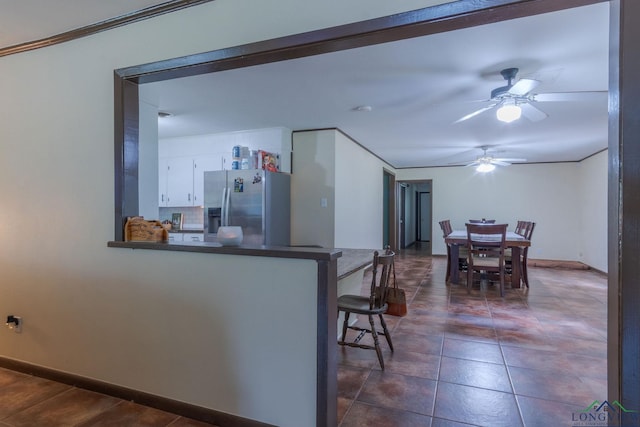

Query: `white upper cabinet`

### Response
(159, 158, 169, 207)
(193, 155, 223, 206)
(166, 157, 195, 207)
(159, 155, 224, 207)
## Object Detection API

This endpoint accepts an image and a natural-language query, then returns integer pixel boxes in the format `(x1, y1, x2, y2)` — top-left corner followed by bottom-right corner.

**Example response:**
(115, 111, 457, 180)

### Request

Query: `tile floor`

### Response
(337, 244, 608, 427)
(0, 245, 607, 427)
(0, 366, 216, 427)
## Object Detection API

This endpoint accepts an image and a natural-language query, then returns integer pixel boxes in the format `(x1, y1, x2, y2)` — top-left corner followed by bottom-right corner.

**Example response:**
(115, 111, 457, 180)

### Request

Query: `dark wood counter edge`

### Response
(107, 240, 342, 261)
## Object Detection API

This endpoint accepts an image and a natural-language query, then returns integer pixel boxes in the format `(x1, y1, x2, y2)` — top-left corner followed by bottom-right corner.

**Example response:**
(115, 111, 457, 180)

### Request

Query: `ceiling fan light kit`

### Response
(453, 66, 604, 125)
(450, 146, 527, 172)
(476, 162, 496, 173)
(496, 101, 522, 123)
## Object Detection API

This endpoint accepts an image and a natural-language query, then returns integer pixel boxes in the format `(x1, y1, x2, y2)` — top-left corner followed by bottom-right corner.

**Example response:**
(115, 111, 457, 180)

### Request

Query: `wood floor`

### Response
(0, 246, 606, 426)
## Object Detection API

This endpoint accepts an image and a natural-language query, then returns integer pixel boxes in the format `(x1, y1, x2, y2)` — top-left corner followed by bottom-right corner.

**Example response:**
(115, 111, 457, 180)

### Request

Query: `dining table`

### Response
(444, 229, 531, 288)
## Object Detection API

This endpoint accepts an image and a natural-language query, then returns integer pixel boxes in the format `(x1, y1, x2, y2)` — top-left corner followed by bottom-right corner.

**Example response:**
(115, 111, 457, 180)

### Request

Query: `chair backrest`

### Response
(515, 220, 527, 236)
(438, 219, 452, 237)
(369, 248, 396, 310)
(469, 219, 496, 224)
(525, 222, 536, 240)
(465, 223, 508, 251)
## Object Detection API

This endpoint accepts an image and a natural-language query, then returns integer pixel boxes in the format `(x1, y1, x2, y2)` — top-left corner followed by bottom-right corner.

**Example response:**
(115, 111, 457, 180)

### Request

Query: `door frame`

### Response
(112, 0, 638, 422)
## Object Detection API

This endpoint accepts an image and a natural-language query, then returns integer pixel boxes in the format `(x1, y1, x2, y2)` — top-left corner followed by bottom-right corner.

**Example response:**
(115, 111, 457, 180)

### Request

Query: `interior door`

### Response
(418, 191, 431, 242)
(400, 185, 406, 248)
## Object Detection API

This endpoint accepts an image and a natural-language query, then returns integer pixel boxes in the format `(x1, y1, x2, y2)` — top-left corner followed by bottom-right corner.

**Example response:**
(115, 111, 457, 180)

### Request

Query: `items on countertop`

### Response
(125, 217, 168, 242)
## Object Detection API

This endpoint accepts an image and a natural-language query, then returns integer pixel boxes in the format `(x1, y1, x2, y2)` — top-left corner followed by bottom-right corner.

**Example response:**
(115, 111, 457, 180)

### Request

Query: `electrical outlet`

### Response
(6, 315, 21, 333)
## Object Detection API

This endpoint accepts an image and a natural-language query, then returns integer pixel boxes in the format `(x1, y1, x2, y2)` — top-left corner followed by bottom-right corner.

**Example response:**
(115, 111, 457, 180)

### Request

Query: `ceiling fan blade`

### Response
(494, 158, 527, 163)
(453, 104, 497, 124)
(508, 78, 540, 96)
(534, 91, 607, 102)
(520, 102, 547, 122)
(491, 160, 512, 166)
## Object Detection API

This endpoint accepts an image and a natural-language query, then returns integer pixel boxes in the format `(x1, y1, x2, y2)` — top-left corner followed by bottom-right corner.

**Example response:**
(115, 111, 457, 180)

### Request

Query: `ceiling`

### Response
(1, 1, 609, 169)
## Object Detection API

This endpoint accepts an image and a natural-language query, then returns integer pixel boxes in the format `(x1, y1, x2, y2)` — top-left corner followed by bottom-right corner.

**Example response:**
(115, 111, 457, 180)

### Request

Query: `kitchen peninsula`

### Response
(107, 240, 377, 427)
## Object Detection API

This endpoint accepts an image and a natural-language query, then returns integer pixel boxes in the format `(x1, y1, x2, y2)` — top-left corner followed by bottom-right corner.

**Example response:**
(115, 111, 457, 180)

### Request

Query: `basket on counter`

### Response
(124, 217, 169, 242)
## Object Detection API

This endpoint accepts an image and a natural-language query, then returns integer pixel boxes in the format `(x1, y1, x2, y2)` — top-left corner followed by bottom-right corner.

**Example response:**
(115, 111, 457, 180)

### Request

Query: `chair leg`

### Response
(378, 313, 394, 352)
(499, 269, 505, 297)
(522, 256, 530, 288)
(445, 246, 451, 284)
(368, 315, 384, 370)
(340, 312, 350, 343)
(467, 266, 472, 294)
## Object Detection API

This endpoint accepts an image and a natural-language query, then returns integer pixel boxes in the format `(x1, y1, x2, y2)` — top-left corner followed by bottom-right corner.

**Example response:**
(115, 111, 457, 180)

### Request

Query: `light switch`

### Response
(321, 198, 327, 208)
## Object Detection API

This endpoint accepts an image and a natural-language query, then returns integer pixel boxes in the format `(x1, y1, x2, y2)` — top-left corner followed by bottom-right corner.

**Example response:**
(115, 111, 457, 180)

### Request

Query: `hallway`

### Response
(337, 247, 607, 426)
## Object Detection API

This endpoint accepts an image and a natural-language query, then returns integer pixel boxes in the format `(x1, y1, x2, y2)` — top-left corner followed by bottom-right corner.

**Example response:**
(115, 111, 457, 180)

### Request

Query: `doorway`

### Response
(397, 180, 432, 253)
(417, 190, 432, 242)
(382, 169, 397, 251)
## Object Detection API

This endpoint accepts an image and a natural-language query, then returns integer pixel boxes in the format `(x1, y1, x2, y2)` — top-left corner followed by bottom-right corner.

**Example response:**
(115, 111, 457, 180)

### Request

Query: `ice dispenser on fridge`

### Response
(207, 207, 222, 235)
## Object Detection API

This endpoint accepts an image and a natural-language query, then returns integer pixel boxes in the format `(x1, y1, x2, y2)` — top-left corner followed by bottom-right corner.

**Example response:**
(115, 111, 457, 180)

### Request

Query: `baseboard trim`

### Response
(528, 259, 591, 270)
(0, 357, 275, 427)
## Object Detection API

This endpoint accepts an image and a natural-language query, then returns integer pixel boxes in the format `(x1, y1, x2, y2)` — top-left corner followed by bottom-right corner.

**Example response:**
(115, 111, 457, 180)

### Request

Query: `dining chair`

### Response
(439, 220, 453, 282)
(515, 220, 530, 236)
(466, 223, 508, 297)
(521, 222, 536, 287)
(337, 248, 395, 370)
(439, 219, 467, 284)
(469, 219, 496, 224)
(506, 220, 529, 277)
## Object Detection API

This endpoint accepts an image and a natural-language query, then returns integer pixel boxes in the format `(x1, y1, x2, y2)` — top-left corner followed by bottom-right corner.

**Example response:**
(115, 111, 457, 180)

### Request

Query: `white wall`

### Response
(292, 130, 391, 249)
(577, 150, 608, 272)
(334, 131, 390, 249)
(0, 0, 461, 425)
(291, 130, 336, 248)
(398, 162, 591, 263)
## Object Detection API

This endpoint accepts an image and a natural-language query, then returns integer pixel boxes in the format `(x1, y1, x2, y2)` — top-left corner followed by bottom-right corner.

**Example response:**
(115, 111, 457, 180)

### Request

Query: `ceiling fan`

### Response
(454, 67, 604, 124)
(450, 146, 527, 172)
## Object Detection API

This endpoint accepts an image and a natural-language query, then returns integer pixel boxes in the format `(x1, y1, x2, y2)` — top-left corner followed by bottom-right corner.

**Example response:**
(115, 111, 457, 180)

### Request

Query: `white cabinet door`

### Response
(168, 233, 183, 243)
(166, 157, 194, 207)
(158, 158, 169, 207)
(193, 155, 223, 206)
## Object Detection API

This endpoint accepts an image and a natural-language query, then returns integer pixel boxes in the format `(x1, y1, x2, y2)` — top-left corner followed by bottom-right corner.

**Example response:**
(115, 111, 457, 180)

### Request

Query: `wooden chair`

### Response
(439, 219, 467, 284)
(337, 248, 395, 370)
(515, 220, 528, 236)
(506, 220, 529, 276)
(521, 222, 536, 287)
(439, 220, 453, 282)
(466, 223, 508, 297)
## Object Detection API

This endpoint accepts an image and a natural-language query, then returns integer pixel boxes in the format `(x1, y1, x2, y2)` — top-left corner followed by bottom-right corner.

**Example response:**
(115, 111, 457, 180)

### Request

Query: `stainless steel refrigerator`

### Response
(203, 169, 291, 246)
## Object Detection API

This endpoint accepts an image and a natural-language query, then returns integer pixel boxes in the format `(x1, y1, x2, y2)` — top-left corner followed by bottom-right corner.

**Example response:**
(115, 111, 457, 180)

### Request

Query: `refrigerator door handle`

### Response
(224, 186, 231, 226)
(221, 187, 227, 226)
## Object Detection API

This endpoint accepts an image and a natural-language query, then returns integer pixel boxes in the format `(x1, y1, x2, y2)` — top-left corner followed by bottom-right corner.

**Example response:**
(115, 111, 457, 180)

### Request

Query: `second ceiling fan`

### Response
(454, 67, 605, 124)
